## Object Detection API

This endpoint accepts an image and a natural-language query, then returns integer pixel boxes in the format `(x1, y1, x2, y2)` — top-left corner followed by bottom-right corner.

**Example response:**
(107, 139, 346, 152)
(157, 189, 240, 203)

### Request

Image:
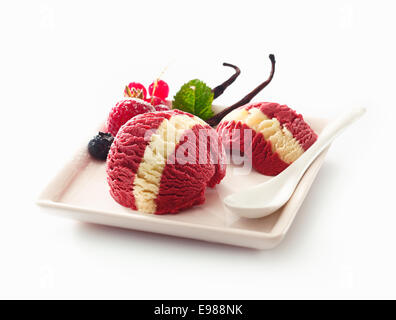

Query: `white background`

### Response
(0, 0, 395, 299)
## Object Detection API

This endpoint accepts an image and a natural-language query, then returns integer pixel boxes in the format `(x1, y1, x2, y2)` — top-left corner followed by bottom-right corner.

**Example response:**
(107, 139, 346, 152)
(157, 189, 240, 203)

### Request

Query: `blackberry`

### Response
(88, 132, 114, 160)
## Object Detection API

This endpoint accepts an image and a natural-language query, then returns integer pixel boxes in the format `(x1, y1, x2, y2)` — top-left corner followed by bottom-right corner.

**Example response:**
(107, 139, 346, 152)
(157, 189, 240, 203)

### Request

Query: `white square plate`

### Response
(37, 113, 329, 250)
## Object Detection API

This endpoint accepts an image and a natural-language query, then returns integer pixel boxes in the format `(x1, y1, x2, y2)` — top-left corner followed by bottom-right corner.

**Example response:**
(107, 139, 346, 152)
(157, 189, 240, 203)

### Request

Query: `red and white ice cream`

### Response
(216, 102, 317, 176)
(106, 109, 226, 214)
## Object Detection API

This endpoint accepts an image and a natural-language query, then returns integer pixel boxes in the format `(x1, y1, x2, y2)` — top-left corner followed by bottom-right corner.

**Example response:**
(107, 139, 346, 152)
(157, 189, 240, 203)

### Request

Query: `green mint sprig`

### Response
(172, 79, 214, 120)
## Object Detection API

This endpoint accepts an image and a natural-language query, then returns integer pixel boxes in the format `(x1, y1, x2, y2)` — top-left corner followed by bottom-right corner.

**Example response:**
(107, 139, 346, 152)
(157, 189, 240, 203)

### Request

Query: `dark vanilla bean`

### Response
(212, 63, 241, 99)
(206, 54, 276, 127)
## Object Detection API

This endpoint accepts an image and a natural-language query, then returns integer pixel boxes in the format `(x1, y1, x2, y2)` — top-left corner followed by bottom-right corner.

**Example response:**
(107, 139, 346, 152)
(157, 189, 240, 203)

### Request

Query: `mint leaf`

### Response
(173, 79, 214, 120)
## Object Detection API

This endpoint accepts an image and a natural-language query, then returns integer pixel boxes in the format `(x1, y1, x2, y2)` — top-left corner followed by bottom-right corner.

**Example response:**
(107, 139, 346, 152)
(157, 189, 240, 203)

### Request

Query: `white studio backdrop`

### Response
(0, 0, 395, 299)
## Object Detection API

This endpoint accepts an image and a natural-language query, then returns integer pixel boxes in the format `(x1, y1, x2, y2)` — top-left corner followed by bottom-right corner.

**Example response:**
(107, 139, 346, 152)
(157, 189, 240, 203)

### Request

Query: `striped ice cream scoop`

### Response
(106, 109, 226, 214)
(216, 102, 318, 176)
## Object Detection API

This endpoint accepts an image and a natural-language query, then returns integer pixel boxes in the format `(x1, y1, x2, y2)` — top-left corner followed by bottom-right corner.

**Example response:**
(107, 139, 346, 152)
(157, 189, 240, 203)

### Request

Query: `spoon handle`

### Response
(291, 107, 366, 181)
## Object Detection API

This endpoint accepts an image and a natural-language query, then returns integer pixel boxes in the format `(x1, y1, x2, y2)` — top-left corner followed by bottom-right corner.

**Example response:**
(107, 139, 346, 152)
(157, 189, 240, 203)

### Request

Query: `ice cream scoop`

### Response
(217, 102, 318, 176)
(106, 109, 226, 214)
(223, 107, 366, 218)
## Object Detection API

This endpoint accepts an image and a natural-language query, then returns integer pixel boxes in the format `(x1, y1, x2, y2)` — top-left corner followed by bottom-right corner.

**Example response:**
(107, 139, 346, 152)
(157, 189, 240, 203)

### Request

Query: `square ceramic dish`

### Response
(37, 110, 329, 250)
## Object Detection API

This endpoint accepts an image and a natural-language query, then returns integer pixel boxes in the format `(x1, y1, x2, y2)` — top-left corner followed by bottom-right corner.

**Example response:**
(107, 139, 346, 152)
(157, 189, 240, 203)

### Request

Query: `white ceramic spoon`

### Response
(223, 107, 366, 219)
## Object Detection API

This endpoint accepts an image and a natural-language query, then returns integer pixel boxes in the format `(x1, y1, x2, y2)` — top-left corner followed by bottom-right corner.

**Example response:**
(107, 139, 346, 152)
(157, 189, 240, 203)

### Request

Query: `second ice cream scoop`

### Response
(223, 107, 366, 218)
(217, 102, 318, 176)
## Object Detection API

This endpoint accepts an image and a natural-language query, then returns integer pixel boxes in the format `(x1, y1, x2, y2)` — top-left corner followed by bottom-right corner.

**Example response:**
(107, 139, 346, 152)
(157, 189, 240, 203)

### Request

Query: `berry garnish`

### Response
(154, 104, 170, 112)
(88, 132, 114, 160)
(146, 96, 166, 106)
(106, 98, 155, 136)
(125, 85, 145, 100)
(148, 79, 169, 100)
(124, 82, 147, 99)
(206, 54, 276, 127)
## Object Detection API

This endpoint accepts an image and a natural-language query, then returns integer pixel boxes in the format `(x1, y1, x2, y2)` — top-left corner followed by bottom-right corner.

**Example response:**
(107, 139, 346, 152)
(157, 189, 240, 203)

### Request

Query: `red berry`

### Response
(124, 82, 147, 99)
(154, 104, 171, 112)
(145, 96, 166, 106)
(106, 98, 155, 136)
(148, 79, 169, 100)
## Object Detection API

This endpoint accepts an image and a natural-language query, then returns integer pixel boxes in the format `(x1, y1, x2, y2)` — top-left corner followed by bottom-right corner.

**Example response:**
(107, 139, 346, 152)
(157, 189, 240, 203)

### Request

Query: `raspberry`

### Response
(145, 96, 166, 106)
(154, 104, 171, 112)
(148, 79, 169, 100)
(88, 132, 114, 160)
(144, 96, 170, 111)
(106, 98, 155, 136)
(124, 82, 147, 99)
